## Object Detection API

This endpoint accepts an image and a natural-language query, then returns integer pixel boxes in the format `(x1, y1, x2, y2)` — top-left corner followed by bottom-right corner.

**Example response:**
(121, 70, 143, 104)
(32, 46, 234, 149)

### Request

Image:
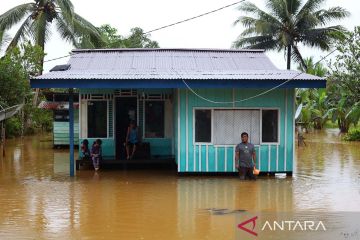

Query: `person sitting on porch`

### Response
(126, 120, 139, 160)
(80, 139, 90, 160)
(91, 139, 102, 171)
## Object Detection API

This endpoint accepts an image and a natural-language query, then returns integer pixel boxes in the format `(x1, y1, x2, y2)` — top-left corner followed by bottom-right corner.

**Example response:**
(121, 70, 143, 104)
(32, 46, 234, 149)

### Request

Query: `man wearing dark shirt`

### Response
(235, 132, 256, 180)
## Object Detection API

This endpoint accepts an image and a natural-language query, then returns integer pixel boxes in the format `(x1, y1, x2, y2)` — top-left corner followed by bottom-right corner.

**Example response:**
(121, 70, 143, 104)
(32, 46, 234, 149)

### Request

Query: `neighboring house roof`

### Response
(31, 48, 325, 89)
(38, 101, 79, 110)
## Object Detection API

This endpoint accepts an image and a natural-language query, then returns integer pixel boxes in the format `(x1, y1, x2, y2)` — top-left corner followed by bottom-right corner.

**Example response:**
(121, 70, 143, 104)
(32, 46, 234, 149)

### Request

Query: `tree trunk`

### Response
(287, 45, 291, 70)
(32, 56, 44, 107)
(338, 119, 349, 133)
(32, 28, 45, 107)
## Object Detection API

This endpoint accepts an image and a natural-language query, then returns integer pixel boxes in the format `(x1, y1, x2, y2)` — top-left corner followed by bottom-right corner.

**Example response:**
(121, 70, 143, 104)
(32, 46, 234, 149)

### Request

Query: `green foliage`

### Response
(344, 128, 360, 141)
(296, 58, 329, 130)
(327, 26, 360, 133)
(297, 57, 328, 77)
(0, 43, 51, 137)
(122, 27, 159, 48)
(0, 0, 104, 51)
(30, 107, 53, 132)
(80, 24, 159, 49)
(4, 117, 22, 138)
(233, 0, 349, 69)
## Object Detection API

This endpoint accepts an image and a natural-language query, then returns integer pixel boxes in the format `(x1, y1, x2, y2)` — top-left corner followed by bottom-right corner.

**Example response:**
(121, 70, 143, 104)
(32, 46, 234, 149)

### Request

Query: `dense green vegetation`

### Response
(80, 24, 159, 49)
(233, 0, 349, 69)
(295, 27, 360, 140)
(0, 43, 52, 137)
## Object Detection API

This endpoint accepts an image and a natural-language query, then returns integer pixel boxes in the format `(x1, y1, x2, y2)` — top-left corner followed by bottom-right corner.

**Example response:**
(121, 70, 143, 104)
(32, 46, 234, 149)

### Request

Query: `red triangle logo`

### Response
(238, 216, 258, 236)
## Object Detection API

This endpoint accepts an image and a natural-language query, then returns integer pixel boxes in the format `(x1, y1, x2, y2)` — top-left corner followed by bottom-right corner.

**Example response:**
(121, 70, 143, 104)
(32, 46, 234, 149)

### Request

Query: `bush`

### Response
(4, 117, 22, 138)
(344, 128, 360, 141)
(30, 108, 53, 132)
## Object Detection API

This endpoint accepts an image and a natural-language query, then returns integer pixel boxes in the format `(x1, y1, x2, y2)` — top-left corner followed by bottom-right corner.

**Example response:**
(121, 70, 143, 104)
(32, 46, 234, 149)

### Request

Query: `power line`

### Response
(182, 48, 337, 104)
(44, 53, 72, 63)
(43, 0, 244, 63)
(144, 0, 245, 34)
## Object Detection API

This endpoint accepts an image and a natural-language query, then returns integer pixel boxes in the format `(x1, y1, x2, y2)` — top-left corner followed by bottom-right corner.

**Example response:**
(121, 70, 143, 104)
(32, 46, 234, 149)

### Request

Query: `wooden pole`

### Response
(1, 122, 5, 157)
(69, 88, 75, 177)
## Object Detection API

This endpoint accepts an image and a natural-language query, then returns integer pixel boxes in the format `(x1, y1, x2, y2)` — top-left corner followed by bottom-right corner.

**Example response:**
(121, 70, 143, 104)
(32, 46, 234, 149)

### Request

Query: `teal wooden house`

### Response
(31, 48, 325, 176)
(39, 93, 79, 147)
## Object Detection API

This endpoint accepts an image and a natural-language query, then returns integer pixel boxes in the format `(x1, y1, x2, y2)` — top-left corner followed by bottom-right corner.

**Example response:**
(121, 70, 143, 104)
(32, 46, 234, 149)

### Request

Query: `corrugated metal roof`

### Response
(35, 48, 323, 81)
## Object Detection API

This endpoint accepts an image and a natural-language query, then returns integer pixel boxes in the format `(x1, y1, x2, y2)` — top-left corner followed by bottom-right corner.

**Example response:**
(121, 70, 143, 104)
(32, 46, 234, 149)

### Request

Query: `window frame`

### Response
(143, 99, 166, 139)
(192, 107, 281, 146)
(260, 108, 280, 145)
(87, 99, 109, 139)
(193, 108, 213, 145)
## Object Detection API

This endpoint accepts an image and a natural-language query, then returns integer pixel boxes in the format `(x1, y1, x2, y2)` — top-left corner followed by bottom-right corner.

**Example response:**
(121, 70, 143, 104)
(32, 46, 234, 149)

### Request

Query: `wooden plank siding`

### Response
(175, 88, 295, 173)
(53, 110, 79, 146)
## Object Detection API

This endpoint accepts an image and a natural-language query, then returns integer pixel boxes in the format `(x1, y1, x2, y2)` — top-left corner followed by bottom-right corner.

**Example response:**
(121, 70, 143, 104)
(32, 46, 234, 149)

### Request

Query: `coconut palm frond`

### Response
(55, 15, 77, 46)
(73, 13, 105, 48)
(6, 15, 33, 51)
(232, 35, 279, 49)
(0, 3, 34, 30)
(292, 45, 307, 70)
(314, 7, 350, 25)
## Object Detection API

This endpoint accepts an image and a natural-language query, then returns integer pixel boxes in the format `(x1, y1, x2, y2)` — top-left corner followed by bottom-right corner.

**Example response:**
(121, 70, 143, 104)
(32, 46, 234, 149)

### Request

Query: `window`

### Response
(88, 101, 107, 138)
(213, 109, 260, 145)
(54, 110, 69, 122)
(195, 109, 212, 143)
(262, 109, 278, 142)
(145, 101, 164, 138)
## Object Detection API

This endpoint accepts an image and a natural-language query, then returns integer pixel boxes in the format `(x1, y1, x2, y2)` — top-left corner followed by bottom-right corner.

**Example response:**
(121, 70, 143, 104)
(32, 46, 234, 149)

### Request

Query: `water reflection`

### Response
(0, 130, 359, 239)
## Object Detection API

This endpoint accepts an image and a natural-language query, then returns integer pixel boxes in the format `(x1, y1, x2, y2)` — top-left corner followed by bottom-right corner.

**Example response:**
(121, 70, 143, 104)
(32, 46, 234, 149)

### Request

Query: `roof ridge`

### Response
(71, 48, 265, 53)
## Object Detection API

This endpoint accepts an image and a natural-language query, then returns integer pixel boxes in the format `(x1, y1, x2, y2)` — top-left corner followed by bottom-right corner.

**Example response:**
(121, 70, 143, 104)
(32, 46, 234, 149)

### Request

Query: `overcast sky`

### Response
(1, 0, 359, 72)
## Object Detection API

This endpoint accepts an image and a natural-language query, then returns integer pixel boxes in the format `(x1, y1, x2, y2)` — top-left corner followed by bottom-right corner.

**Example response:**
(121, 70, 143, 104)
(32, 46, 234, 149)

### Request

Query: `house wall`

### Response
(78, 89, 174, 159)
(175, 88, 295, 173)
(79, 89, 115, 157)
(53, 109, 79, 146)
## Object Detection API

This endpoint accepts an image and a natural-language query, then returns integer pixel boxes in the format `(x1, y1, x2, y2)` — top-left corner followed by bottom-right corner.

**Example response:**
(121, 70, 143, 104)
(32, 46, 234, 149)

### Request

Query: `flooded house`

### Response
(31, 48, 325, 175)
(39, 92, 79, 147)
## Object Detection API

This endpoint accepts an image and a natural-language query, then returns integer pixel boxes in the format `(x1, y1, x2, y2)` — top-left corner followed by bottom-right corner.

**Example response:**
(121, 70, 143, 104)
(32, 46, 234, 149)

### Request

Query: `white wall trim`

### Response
(177, 89, 180, 172)
(276, 144, 279, 171)
(206, 145, 209, 172)
(193, 145, 196, 172)
(215, 146, 218, 172)
(233, 145, 236, 172)
(224, 146, 227, 172)
(186, 89, 189, 172)
(284, 89, 288, 171)
(199, 145, 202, 171)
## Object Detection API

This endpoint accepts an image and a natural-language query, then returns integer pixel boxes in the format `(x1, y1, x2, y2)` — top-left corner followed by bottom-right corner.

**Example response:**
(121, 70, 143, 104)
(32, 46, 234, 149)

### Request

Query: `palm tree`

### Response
(0, 0, 104, 104)
(0, 0, 104, 52)
(233, 0, 349, 69)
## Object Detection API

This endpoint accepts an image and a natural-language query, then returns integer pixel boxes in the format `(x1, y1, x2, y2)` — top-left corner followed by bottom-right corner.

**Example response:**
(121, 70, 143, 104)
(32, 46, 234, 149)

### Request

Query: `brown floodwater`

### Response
(0, 129, 359, 239)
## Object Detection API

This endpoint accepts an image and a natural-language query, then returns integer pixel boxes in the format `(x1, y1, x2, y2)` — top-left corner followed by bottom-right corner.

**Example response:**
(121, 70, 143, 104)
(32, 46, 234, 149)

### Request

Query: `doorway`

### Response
(115, 97, 137, 160)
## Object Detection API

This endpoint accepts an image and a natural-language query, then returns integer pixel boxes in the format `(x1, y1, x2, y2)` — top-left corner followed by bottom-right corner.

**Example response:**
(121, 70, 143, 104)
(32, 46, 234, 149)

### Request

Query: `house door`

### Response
(115, 97, 137, 160)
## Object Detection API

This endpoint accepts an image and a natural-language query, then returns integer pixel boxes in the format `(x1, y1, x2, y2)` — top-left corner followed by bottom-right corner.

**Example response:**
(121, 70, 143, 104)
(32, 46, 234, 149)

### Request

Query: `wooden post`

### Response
(1, 122, 5, 157)
(69, 88, 75, 177)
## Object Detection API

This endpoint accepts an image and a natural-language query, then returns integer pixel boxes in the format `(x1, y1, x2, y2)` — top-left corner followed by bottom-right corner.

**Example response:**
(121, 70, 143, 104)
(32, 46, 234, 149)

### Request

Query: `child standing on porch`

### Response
(126, 120, 139, 160)
(91, 139, 102, 171)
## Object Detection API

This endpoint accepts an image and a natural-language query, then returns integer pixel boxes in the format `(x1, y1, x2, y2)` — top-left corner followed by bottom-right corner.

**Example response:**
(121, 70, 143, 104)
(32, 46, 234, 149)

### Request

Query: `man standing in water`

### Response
(235, 132, 256, 180)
